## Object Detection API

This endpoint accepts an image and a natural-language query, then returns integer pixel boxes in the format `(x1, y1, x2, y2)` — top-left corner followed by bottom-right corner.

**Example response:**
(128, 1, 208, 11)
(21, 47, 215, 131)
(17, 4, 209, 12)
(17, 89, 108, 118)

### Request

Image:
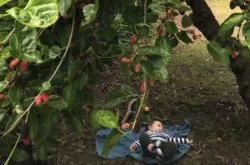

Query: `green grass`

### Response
(165, 0, 243, 106)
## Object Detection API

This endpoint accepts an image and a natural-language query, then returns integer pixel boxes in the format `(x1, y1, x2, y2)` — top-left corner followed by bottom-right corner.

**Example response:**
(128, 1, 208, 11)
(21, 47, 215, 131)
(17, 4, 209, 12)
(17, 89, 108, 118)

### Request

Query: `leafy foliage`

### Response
(0, 0, 249, 163)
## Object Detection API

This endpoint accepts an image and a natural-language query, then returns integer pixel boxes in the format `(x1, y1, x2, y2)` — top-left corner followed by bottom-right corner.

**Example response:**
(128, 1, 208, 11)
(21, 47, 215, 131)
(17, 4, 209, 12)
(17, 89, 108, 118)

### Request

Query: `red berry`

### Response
(130, 35, 136, 46)
(121, 57, 131, 63)
(23, 136, 31, 145)
(121, 122, 130, 129)
(35, 94, 42, 105)
(19, 60, 28, 73)
(139, 81, 146, 93)
(9, 58, 20, 70)
(0, 93, 5, 100)
(231, 51, 238, 59)
(135, 64, 141, 73)
(41, 92, 49, 103)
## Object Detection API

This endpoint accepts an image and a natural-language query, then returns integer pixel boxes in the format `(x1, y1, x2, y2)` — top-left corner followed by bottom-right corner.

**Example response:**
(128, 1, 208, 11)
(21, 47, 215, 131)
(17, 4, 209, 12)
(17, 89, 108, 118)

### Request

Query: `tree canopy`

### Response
(0, 0, 250, 163)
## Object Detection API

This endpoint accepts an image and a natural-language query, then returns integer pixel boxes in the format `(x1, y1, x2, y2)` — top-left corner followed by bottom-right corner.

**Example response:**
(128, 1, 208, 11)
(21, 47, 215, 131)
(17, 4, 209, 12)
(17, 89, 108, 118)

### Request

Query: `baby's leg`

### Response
(154, 141, 177, 161)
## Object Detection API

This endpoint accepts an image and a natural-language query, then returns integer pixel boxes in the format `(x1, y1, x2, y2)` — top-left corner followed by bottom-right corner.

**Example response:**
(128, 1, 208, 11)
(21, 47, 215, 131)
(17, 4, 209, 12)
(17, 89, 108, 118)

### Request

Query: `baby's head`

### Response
(148, 120, 163, 131)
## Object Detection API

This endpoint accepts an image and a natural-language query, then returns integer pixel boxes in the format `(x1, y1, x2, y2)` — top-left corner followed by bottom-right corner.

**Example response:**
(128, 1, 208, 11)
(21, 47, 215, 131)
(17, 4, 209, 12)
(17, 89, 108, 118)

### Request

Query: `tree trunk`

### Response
(186, 0, 250, 121)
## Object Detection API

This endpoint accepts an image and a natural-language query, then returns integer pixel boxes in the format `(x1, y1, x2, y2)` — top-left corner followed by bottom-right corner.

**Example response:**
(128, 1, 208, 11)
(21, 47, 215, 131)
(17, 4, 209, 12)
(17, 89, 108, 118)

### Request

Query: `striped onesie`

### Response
(132, 130, 190, 150)
(131, 130, 190, 160)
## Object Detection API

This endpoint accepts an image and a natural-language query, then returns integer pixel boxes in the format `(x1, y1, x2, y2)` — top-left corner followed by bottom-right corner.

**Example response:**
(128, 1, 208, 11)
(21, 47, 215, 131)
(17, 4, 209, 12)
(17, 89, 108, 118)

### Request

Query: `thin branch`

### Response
(121, 98, 138, 124)
(48, 13, 75, 82)
(0, 28, 15, 45)
(143, 0, 148, 24)
(4, 134, 21, 165)
(132, 77, 147, 130)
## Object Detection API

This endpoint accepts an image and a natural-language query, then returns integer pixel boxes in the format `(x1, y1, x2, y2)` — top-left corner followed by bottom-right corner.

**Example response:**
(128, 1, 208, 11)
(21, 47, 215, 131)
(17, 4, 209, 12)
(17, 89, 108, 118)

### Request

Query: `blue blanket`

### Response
(95, 120, 191, 164)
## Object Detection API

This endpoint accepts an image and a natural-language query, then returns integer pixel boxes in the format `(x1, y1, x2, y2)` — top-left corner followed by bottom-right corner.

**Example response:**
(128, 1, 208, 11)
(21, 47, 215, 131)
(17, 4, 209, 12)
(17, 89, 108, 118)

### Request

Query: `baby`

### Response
(129, 120, 193, 162)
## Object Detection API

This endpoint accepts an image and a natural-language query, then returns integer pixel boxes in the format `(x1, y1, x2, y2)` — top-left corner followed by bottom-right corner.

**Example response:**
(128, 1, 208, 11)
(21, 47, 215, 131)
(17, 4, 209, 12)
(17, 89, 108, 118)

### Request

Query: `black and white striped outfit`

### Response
(131, 130, 190, 161)
(132, 130, 189, 150)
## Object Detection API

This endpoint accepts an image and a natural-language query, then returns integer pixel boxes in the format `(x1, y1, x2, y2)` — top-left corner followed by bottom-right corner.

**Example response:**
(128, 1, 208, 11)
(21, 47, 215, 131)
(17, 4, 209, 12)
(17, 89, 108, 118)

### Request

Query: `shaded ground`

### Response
(50, 1, 250, 165)
(50, 41, 250, 165)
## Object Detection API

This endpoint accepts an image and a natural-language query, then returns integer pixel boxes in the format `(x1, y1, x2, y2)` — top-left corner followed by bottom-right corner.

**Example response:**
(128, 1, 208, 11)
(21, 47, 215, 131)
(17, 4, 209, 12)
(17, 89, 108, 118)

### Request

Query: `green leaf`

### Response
(140, 46, 170, 59)
(63, 112, 84, 134)
(230, 0, 237, 9)
(29, 108, 59, 144)
(135, 23, 150, 37)
(58, 0, 73, 16)
(41, 81, 51, 91)
(33, 145, 49, 161)
(24, 51, 43, 63)
(101, 129, 125, 158)
(155, 36, 178, 50)
(140, 57, 168, 81)
(155, 37, 171, 51)
(104, 85, 134, 108)
(47, 95, 68, 110)
(239, 47, 250, 58)
(165, 21, 178, 34)
(207, 42, 232, 65)
(12, 148, 29, 162)
(14, 104, 24, 114)
(181, 15, 192, 28)
(16, 25, 38, 55)
(177, 31, 193, 44)
(49, 45, 61, 59)
(29, 111, 39, 143)
(0, 81, 7, 92)
(9, 35, 22, 58)
(90, 110, 118, 129)
(219, 13, 244, 38)
(3, 113, 23, 136)
(0, 46, 12, 60)
(0, 109, 6, 122)
(7, 87, 22, 105)
(243, 21, 250, 45)
(0, 0, 10, 7)
(6, 0, 59, 28)
(82, 1, 99, 26)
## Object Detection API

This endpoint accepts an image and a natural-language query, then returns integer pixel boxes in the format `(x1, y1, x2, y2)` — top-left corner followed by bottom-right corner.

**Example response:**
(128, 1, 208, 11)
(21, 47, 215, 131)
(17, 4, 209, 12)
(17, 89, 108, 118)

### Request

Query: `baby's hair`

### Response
(144, 120, 162, 131)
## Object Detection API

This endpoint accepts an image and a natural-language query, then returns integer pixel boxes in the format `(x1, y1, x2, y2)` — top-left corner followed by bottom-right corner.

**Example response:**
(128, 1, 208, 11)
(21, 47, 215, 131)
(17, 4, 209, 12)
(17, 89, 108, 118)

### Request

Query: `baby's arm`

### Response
(129, 140, 141, 152)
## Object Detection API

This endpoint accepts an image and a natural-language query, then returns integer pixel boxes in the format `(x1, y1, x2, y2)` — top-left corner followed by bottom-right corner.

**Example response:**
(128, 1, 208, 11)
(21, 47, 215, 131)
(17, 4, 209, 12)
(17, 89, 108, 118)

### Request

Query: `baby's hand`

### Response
(129, 144, 136, 152)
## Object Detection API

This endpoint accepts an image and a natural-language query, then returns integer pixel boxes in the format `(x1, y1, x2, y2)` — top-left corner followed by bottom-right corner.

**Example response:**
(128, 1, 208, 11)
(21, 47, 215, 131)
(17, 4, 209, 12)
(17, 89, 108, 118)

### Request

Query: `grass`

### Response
(167, 0, 243, 106)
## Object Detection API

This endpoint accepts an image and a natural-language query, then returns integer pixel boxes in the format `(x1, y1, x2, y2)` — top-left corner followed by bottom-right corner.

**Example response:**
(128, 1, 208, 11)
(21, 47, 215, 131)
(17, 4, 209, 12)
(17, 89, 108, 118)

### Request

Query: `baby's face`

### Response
(148, 121, 163, 131)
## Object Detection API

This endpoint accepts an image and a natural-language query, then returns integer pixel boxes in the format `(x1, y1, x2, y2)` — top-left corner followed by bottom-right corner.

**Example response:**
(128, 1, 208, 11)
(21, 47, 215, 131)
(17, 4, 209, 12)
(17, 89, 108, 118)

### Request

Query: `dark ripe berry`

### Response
(23, 136, 31, 145)
(0, 93, 5, 100)
(130, 35, 136, 45)
(19, 121, 29, 137)
(19, 60, 28, 73)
